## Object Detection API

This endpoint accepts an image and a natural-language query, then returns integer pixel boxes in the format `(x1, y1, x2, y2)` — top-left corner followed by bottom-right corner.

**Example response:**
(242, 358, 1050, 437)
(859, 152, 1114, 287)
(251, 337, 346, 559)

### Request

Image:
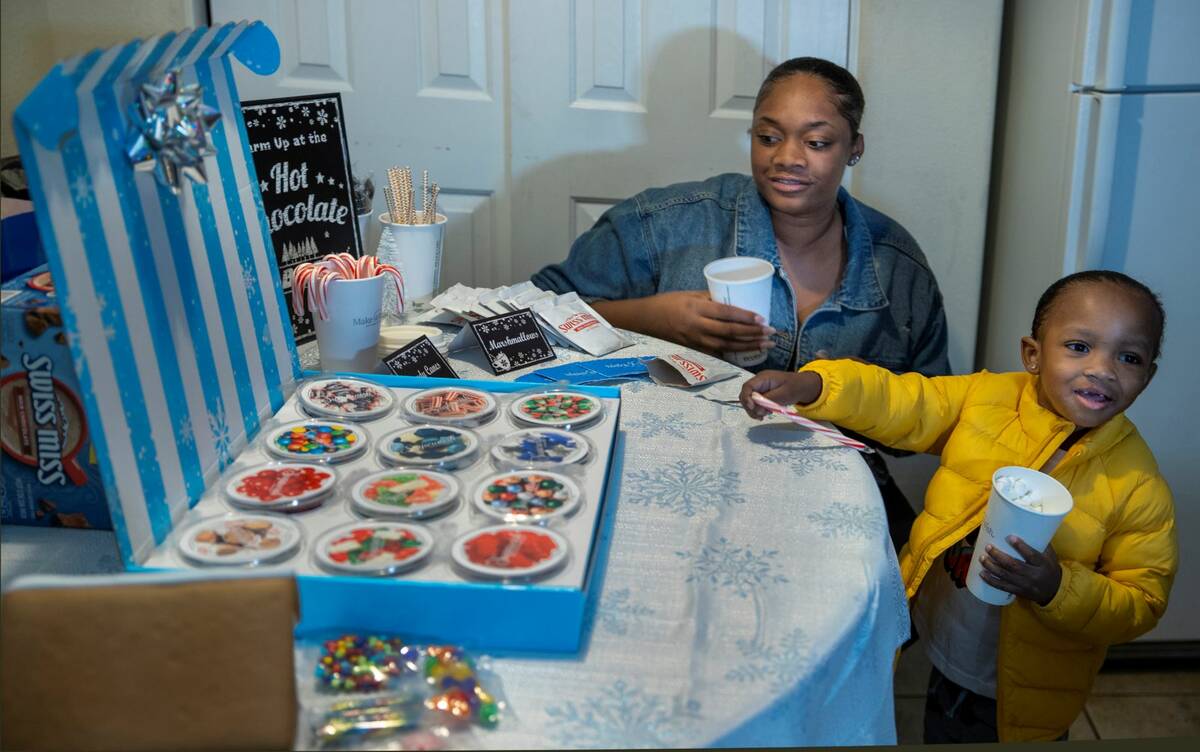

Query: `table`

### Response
(1, 331, 908, 748)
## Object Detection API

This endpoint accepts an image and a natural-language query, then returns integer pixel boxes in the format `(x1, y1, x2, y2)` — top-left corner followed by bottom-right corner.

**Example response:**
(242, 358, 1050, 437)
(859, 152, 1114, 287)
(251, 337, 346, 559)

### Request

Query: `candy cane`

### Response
(292, 253, 408, 321)
(377, 262, 406, 312)
(326, 253, 356, 280)
(749, 393, 873, 453)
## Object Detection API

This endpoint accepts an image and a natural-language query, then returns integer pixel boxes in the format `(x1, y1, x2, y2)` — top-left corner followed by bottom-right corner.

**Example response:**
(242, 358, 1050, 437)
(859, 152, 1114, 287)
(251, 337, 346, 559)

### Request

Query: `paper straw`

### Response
(749, 393, 873, 452)
(421, 169, 430, 224)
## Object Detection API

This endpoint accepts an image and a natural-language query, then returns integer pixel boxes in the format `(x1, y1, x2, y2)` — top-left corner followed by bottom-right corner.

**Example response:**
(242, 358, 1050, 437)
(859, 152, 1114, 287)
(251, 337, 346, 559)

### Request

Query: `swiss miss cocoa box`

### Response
(1, 265, 111, 529)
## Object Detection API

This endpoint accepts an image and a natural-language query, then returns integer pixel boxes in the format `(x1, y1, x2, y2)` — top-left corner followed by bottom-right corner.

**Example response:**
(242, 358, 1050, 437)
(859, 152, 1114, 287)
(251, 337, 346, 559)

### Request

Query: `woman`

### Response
(532, 57, 950, 548)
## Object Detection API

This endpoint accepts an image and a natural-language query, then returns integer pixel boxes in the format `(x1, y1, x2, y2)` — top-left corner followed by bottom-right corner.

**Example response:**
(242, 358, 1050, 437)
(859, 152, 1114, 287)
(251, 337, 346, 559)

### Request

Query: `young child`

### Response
(740, 270, 1177, 743)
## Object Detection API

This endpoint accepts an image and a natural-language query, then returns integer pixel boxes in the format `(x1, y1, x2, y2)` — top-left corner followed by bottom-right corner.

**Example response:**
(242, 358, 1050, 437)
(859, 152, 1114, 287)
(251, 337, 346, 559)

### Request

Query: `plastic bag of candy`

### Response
(296, 634, 507, 749)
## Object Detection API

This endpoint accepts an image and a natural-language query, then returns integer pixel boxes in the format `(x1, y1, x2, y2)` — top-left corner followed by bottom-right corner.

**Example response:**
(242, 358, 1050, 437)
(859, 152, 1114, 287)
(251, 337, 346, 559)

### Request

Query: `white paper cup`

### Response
(312, 275, 385, 373)
(379, 211, 446, 303)
(966, 466, 1074, 605)
(703, 256, 774, 368)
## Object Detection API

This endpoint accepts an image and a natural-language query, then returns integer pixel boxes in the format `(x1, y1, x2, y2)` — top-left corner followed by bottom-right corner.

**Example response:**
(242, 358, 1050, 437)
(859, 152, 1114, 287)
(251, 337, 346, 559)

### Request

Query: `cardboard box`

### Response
(138, 375, 623, 654)
(1, 265, 112, 529)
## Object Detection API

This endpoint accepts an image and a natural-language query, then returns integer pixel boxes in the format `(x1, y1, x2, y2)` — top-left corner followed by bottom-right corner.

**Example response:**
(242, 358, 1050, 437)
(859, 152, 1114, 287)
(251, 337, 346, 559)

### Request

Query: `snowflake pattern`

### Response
(70, 173, 94, 208)
(208, 400, 232, 468)
(676, 537, 789, 598)
(619, 379, 654, 395)
(544, 680, 701, 748)
(176, 414, 196, 449)
(597, 587, 655, 636)
(301, 106, 310, 117)
(316, 109, 329, 125)
(725, 628, 811, 692)
(807, 501, 885, 539)
(275, 115, 287, 129)
(622, 411, 703, 439)
(624, 459, 745, 518)
(240, 259, 258, 293)
(759, 447, 849, 477)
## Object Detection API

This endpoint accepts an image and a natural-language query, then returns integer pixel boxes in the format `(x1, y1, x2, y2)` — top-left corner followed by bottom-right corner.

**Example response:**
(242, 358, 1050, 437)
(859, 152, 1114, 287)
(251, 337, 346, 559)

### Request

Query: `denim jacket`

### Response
(532, 173, 951, 376)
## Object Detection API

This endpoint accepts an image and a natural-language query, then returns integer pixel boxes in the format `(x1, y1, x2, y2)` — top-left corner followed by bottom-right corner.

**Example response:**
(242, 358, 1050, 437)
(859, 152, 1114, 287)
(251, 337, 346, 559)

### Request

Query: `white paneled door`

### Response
(212, 0, 507, 290)
(211, 0, 851, 286)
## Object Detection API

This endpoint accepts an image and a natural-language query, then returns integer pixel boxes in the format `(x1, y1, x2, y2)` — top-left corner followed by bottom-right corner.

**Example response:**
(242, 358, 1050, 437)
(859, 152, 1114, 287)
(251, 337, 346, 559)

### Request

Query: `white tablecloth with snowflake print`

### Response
(314, 330, 908, 748)
(2, 330, 909, 748)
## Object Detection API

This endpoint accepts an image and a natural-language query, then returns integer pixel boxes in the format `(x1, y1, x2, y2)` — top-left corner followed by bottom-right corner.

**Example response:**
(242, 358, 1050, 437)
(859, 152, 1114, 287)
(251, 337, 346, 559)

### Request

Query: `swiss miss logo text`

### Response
(21, 354, 68, 486)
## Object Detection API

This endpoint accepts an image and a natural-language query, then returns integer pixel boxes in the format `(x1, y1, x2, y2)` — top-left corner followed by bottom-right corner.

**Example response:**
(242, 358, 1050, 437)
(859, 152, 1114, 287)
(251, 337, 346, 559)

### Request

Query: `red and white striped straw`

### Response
(749, 392, 873, 453)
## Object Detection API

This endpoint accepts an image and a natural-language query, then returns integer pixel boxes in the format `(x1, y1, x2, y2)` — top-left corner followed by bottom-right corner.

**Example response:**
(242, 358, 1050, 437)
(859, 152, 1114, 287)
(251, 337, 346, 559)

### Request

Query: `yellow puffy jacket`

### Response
(795, 361, 1177, 741)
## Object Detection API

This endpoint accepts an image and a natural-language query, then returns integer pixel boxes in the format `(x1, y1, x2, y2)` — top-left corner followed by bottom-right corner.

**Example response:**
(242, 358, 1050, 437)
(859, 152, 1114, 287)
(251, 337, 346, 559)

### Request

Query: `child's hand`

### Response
(978, 536, 1063, 606)
(739, 370, 823, 419)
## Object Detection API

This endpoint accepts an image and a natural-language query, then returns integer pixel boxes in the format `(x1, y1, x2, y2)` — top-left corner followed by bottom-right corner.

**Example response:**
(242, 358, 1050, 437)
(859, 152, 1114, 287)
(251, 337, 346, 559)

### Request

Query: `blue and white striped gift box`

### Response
(12, 21, 300, 566)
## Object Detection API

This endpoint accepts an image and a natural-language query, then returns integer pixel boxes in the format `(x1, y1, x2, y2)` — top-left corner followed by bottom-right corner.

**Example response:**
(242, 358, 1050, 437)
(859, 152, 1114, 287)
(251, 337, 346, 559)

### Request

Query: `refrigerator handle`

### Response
(1079, 0, 1132, 91)
(1063, 92, 1119, 275)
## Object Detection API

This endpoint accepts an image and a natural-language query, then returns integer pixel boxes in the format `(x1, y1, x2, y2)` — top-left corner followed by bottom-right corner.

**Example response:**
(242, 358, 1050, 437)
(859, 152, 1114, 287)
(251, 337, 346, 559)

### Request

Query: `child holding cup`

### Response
(739, 270, 1177, 742)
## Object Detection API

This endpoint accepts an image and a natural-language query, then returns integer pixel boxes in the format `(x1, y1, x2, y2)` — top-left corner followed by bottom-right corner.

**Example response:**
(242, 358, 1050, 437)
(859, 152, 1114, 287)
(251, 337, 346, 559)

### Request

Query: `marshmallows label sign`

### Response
(449, 309, 557, 375)
(243, 93, 362, 344)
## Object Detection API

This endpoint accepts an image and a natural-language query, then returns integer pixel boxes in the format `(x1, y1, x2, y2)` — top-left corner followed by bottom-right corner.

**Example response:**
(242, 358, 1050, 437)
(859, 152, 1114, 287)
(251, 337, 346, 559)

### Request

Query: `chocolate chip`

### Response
(23, 311, 48, 337)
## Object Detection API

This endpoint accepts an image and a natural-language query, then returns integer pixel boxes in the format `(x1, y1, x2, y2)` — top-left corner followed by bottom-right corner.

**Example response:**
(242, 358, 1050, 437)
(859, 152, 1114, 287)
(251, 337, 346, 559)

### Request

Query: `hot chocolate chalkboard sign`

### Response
(243, 93, 361, 344)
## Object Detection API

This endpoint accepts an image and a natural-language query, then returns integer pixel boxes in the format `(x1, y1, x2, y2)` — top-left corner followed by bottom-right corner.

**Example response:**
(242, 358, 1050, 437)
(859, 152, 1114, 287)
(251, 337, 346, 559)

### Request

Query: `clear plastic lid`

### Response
(313, 521, 434, 576)
(490, 428, 591, 469)
(472, 470, 581, 523)
(508, 389, 604, 430)
(351, 467, 461, 520)
(265, 419, 369, 464)
(402, 387, 498, 426)
(176, 512, 303, 567)
(224, 461, 338, 513)
(451, 524, 569, 580)
(376, 424, 480, 470)
(297, 376, 395, 421)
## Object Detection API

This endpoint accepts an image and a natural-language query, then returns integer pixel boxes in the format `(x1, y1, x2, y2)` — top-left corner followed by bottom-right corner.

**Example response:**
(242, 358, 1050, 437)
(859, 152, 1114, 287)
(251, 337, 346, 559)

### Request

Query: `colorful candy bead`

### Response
(315, 634, 419, 693)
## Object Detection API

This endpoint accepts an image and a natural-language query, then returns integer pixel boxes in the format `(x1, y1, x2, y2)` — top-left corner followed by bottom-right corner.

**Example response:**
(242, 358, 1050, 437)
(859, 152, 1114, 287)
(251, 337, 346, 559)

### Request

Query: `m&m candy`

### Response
(268, 420, 366, 463)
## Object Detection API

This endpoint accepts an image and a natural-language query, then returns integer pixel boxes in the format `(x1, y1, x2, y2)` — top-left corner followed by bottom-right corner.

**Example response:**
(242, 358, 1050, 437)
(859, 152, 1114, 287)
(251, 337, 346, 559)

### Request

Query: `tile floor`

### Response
(894, 640, 1200, 742)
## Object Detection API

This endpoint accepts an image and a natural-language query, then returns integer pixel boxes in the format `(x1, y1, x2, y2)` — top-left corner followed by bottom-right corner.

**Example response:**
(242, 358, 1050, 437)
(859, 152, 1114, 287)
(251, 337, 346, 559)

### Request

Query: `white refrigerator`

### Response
(984, 0, 1200, 647)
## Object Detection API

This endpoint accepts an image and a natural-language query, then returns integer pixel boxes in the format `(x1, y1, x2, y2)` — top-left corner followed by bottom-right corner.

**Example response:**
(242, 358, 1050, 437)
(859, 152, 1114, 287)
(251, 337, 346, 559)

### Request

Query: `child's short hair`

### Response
(1031, 270, 1166, 361)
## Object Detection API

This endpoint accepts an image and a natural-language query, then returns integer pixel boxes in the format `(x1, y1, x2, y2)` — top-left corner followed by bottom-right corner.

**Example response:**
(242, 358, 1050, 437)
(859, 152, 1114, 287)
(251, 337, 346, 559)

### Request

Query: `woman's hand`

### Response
(642, 291, 776, 355)
(978, 537, 1063, 606)
(739, 370, 823, 419)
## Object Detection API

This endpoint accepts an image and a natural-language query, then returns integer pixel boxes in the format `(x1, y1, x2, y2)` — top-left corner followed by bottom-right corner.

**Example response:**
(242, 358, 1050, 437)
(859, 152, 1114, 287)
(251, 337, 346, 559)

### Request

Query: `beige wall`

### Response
(851, 0, 1004, 376)
(1, 0, 202, 156)
(978, 0, 1086, 373)
(850, 0, 1003, 510)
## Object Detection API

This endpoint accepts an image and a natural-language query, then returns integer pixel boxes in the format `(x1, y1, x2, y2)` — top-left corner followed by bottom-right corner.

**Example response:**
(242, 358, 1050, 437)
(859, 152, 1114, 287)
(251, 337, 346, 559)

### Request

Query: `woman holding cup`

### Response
(531, 57, 950, 545)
